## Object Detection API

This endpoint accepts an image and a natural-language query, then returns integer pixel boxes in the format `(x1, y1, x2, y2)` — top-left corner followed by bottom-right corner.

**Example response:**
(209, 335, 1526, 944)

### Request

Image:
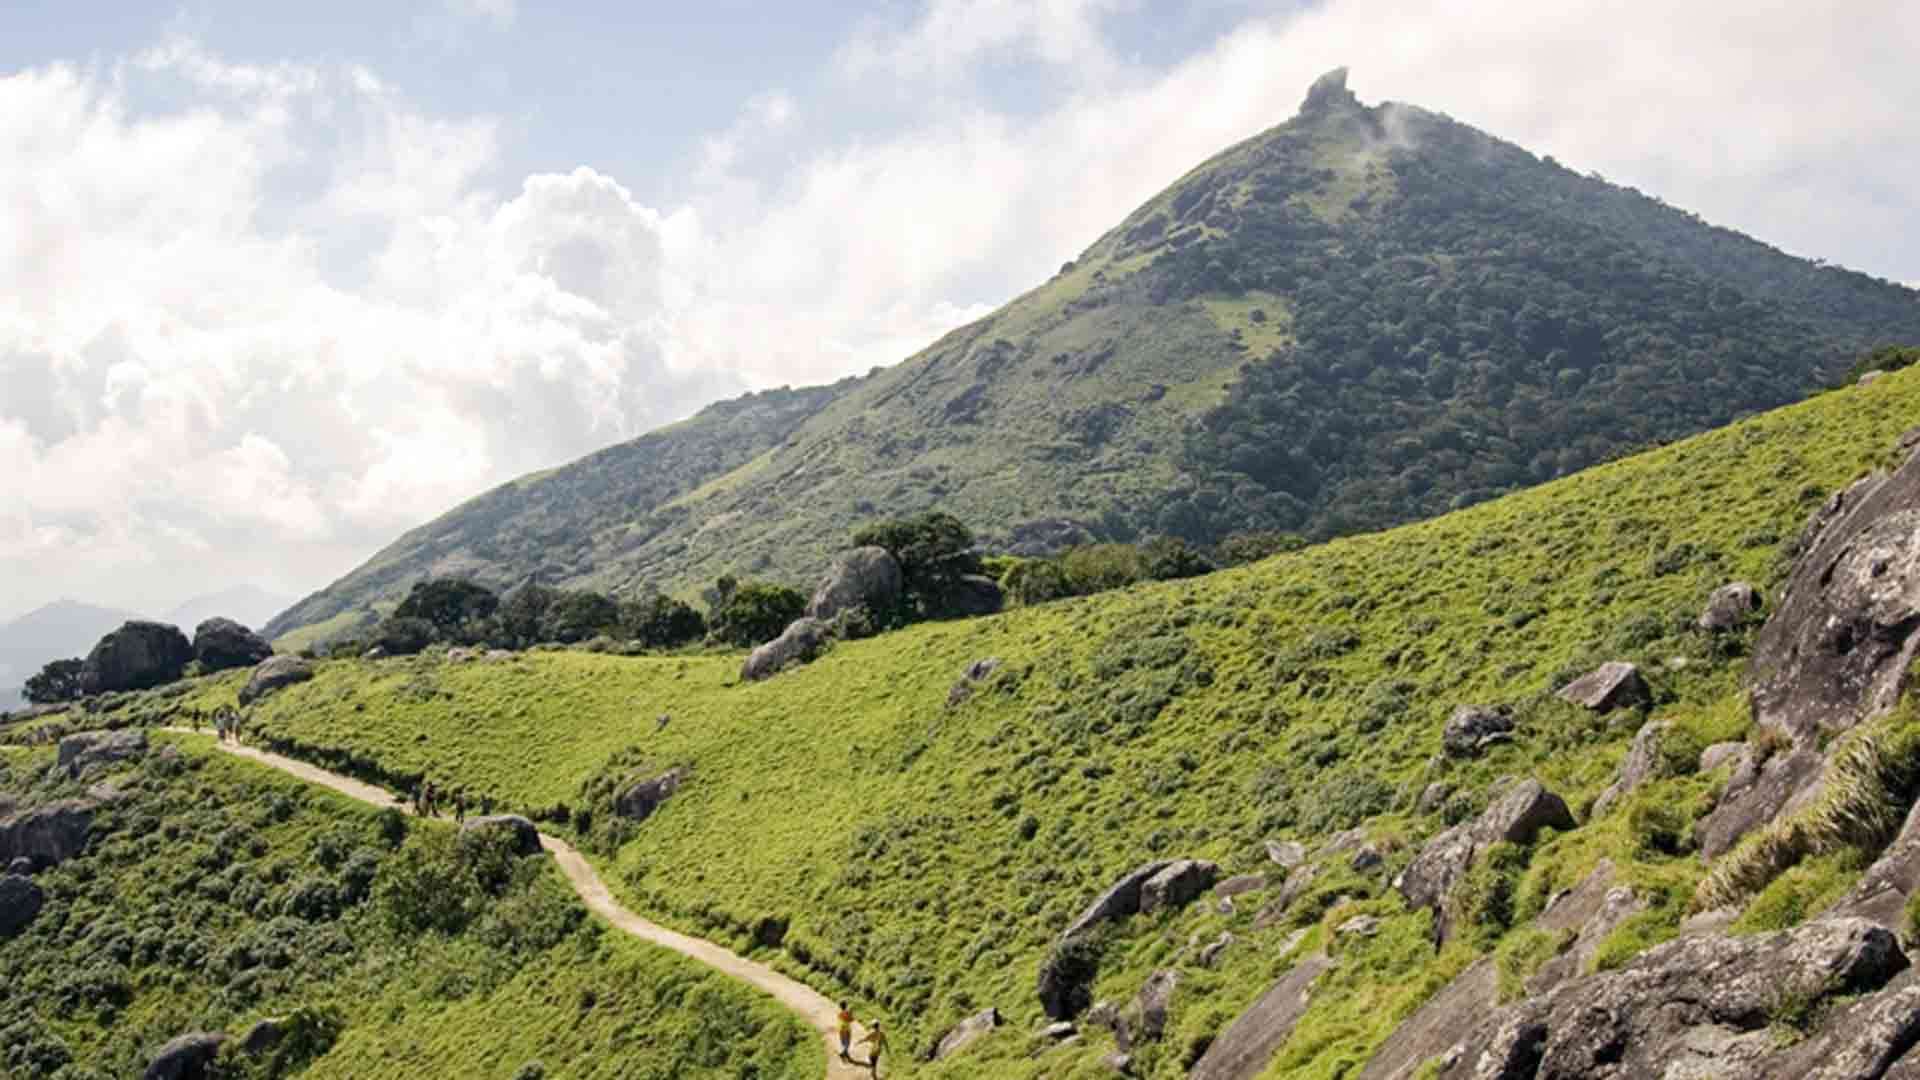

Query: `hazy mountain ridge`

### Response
(270, 69, 1920, 644)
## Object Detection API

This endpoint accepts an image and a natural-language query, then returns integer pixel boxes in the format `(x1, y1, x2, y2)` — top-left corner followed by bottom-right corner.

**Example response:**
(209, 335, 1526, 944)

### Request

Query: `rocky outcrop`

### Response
(1125, 969, 1179, 1042)
(1443, 705, 1513, 757)
(930, 1006, 999, 1060)
(56, 728, 148, 778)
(145, 1032, 227, 1080)
(1445, 917, 1905, 1079)
(1754, 970, 1920, 1080)
(1396, 780, 1573, 944)
(238, 1017, 288, 1056)
(0, 873, 45, 937)
(0, 799, 96, 867)
(80, 620, 193, 695)
(1697, 743, 1825, 859)
(1189, 952, 1330, 1080)
(1592, 720, 1670, 818)
(239, 655, 314, 705)
(1555, 661, 1651, 712)
(459, 814, 541, 856)
(1058, 860, 1174, 942)
(614, 768, 686, 823)
(740, 617, 830, 681)
(1215, 874, 1266, 900)
(1697, 582, 1762, 632)
(1140, 859, 1218, 914)
(1831, 799, 1920, 929)
(1264, 840, 1306, 868)
(191, 617, 273, 672)
(806, 546, 903, 623)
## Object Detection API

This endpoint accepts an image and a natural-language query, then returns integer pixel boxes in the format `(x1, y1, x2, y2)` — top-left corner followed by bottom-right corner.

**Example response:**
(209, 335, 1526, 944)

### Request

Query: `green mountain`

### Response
(267, 68, 1920, 644)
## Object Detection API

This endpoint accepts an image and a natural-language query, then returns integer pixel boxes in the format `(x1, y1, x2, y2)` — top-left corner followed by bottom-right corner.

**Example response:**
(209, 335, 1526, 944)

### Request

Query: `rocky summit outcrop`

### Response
(1397, 780, 1574, 945)
(1441, 917, 1905, 1079)
(459, 815, 541, 857)
(1443, 705, 1514, 758)
(740, 617, 830, 682)
(145, 1031, 227, 1080)
(190, 617, 273, 672)
(0, 799, 96, 867)
(930, 1006, 999, 1061)
(614, 768, 686, 823)
(1554, 661, 1651, 712)
(805, 546, 903, 623)
(0, 873, 45, 937)
(56, 728, 147, 779)
(79, 620, 192, 695)
(239, 655, 314, 705)
(1697, 581, 1763, 632)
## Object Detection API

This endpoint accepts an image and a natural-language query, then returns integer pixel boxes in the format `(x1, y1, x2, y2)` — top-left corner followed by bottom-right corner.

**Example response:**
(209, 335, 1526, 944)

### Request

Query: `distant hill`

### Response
(268, 67, 1920, 644)
(0, 599, 144, 706)
(163, 584, 293, 636)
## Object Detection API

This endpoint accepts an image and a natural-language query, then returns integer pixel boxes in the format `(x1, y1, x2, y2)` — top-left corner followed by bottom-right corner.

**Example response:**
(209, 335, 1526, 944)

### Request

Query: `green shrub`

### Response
(709, 582, 807, 647)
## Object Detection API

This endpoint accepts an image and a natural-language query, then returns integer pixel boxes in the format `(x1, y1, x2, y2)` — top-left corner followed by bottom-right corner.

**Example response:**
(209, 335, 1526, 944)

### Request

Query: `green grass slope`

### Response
(270, 69, 1920, 644)
(182, 370, 1920, 1075)
(0, 738, 815, 1080)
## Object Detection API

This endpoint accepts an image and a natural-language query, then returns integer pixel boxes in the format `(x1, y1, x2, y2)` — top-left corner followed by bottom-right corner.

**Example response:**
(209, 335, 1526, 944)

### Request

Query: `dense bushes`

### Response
(361, 580, 713, 657)
(1000, 537, 1216, 606)
(852, 511, 987, 617)
(708, 582, 807, 648)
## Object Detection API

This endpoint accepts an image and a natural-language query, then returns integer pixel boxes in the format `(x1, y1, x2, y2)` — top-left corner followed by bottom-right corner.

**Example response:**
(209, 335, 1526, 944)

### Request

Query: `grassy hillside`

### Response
(0, 737, 815, 1080)
(270, 69, 1920, 643)
(168, 370, 1920, 1076)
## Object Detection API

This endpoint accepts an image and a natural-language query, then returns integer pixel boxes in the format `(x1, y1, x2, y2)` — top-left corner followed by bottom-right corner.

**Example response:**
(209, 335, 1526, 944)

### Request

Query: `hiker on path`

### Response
(454, 790, 467, 824)
(481, 793, 494, 816)
(836, 1002, 854, 1061)
(423, 780, 437, 818)
(860, 1021, 887, 1077)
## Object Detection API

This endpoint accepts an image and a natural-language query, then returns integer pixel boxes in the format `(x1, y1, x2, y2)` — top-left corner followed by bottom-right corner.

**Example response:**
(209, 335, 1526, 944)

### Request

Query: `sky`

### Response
(2, 0, 1918, 626)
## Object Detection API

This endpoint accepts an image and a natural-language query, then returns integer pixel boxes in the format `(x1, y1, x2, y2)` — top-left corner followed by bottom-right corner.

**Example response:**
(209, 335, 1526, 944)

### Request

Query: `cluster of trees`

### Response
(995, 530, 1299, 607)
(23, 659, 84, 705)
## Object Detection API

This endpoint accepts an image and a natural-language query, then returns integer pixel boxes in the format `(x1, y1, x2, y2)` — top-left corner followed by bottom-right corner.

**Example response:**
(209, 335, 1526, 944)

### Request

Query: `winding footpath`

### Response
(160, 730, 872, 1079)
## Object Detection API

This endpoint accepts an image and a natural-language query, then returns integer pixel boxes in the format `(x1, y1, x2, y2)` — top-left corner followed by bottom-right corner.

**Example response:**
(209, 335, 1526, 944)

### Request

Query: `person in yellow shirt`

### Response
(836, 1002, 854, 1061)
(859, 1021, 887, 1077)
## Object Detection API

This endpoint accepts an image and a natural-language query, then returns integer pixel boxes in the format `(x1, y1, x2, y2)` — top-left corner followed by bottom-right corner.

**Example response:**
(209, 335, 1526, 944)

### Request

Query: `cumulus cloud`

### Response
(0, 46, 735, 618)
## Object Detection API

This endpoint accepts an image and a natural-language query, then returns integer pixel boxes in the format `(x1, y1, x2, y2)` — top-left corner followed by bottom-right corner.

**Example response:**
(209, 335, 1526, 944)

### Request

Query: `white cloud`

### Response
(837, 0, 1126, 84)
(444, 0, 516, 30)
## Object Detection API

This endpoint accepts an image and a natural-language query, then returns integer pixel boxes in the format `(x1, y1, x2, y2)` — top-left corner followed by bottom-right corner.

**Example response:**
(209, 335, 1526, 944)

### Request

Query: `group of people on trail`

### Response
(837, 1003, 887, 1076)
(410, 778, 491, 822)
(210, 707, 245, 744)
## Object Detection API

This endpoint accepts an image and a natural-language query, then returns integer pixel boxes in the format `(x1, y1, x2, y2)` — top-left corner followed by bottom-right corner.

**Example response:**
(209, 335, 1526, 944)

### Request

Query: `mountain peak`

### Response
(1300, 66, 1357, 115)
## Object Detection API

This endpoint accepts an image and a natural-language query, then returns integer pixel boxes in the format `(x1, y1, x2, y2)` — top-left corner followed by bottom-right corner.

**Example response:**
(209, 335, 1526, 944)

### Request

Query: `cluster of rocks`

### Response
(1037, 858, 1219, 1022)
(1, 729, 157, 939)
(1396, 779, 1576, 945)
(144, 1016, 295, 1080)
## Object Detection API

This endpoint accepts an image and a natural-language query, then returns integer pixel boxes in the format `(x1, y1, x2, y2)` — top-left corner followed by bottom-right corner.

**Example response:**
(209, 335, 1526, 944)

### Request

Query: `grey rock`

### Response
(145, 1032, 227, 1080)
(1443, 705, 1514, 757)
(1699, 741, 1749, 774)
(1860, 369, 1887, 386)
(238, 1017, 288, 1056)
(947, 657, 1003, 707)
(1252, 863, 1321, 930)
(1417, 781, 1453, 815)
(1189, 952, 1330, 1080)
(239, 655, 314, 705)
(1214, 873, 1267, 899)
(1043, 1021, 1076, 1040)
(1831, 798, 1920, 929)
(191, 617, 273, 673)
(80, 620, 193, 695)
(1336, 915, 1382, 938)
(1396, 780, 1573, 944)
(931, 1006, 999, 1060)
(1359, 958, 1497, 1080)
(57, 728, 147, 778)
(1350, 844, 1385, 873)
(6, 857, 31, 875)
(0, 799, 95, 866)
(1101, 1051, 1133, 1075)
(1555, 660, 1651, 712)
(1059, 860, 1174, 941)
(1593, 720, 1671, 817)
(1474, 779, 1575, 846)
(614, 767, 686, 822)
(1317, 827, 1367, 857)
(459, 814, 541, 856)
(1697, 582, 1763, 632)
(1759, 973, 1920, 1080)
(806, 546, 903, 622)
(1139, 859, 1218, 914)
(1264, 840, 1306, 868)
(1197, 932, 1234, 968)
(1126, 969, 1179, 1042)
(1697, 743, 1825, 859)
(740, 617, 830, 681)
(0, 873, 45, 937)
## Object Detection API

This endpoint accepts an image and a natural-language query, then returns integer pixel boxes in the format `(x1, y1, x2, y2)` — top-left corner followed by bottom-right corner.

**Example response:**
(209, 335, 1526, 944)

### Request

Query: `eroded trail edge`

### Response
(163, 730, 867, 1079)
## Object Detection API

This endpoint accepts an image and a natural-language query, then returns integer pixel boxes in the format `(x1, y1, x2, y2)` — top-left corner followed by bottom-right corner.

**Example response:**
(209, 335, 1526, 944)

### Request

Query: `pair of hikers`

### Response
(213, 707, 244, 744)
(837, 1003, 886, 1076)
(412, 780, 478, 822)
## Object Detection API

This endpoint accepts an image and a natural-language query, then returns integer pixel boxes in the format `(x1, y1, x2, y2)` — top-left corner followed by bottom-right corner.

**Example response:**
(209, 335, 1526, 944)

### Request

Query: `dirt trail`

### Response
(161, 730, 873, 1079)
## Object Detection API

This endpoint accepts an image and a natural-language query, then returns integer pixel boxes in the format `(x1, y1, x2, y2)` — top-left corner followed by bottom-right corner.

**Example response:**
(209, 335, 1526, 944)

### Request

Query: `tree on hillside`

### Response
(493, 583, 557, 648)
(393, 579, 499, 642)
(1215, 530, 1309, 567)
(1842, 343, 1920, 385)
(852, 511, 984, 616)
(1142, 537, 1215, 581)
(542, 590, 621, 644)
(620, 595, 706, 649)
(372, 616, 437, 656)
(24, 658, 84, 704)
(710, 582, 806, 647)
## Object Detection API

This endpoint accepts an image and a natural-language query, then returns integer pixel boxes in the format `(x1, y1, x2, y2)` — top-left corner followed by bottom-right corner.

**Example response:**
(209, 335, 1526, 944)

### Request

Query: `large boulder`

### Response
(56, 728, 148, 779)
(1477, 779, 1576, 846)
(1395, 779, 1573, 944)
(1555, 661, 1651, 712)
(1189, 953, 1331, 1080)
(0, 873, 45, 937)
(1058, 860, 1174, 941)
(946, 574, 1005, 617)
(459, 814, 541, 856)
(239, 655, 314, 705)
(1442, 704, 1513, 757)
(1446, 917, 1905, 1079)
(806, 546, 903, 622)
(614, 768, 686, 822)
(1139, 859, 1218, 915)
(1697, 581, 1763, 632)
(191, 618, 273, 673)
(1125, 969, 1179, 1043)
(0, 799, 96, 867)
(930, 1006, 1000, 1061)
(740, 618, 830, 682)
(79, 620, 192, 695)
(145, 1032, 227, 1080)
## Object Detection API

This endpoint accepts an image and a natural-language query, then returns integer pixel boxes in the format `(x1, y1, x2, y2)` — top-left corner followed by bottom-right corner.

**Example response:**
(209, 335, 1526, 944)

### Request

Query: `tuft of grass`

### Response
(1730, 850, 1867, 935)
(1493, 927, 1571, 1002)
